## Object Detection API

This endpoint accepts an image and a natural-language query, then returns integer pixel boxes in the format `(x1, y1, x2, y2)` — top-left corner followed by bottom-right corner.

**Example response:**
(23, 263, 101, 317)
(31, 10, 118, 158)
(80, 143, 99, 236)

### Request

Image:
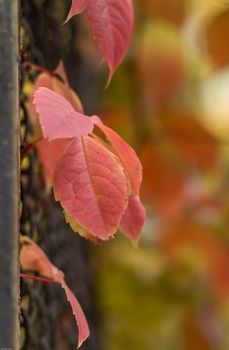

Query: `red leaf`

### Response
(59, 278, 90, 348)
(119, 195, 146, 245)
(52, 62, 84, 113)
(53, 136, 129, 240)
(64, 210, 102, 243)
(20, 237, 90, 348)
(86, 0, 134, 80)
(29, 61, 84, 118)
(20, 236, 56, 278)
(66, 0, 134, 80)
(35, 138, 70, 185)
(65, 0, 89, 22)
(93, 120, 142, 194)
(33, 87, 93, 140)
(29, 62, 84, 187)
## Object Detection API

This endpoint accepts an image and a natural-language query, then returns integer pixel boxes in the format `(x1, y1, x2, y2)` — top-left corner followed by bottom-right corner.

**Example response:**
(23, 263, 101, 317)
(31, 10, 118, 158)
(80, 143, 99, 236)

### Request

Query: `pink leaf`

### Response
(35, 138, 70, 186)
(58, 278, 90, 348)
(65, 210, 102, 243)
(65, 0, 89, 22)
(52, 61, 84, 114)
(120, 195, 146, 245)
(53, 136, 129, 240)
(20, 236, 56, 278)
(28, 72, 53, 124)
(33, 87, 94, 141)
(86, 0, 134, 80)
(91, 115, 103, 125)
(29, 62, 84, 187)
(28, 62, 84, 141)
(20, 237, 90, 348)
(29, 61, 84, 116)
(93, 121, 142, 194)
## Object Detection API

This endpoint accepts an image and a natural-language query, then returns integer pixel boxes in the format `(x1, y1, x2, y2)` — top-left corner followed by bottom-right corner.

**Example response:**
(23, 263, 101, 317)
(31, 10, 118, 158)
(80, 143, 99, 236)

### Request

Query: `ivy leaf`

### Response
(29, 61, 84, 120)
(65, 0, 89, 22)
(33, 87, 93, 141)
(65, 210, 102, 243)
(93, 120, 142, 194)
(86, 0, 134, 81)
(20, 236, 55, 277)
(53, 136, 129, 240)
(51, 61, 84, 114)
(20, 237, 90, 348)
(59, 278, 89, 348)
(66, 0, 134, 80)
(30, 62, 83, 187)
(119, 195, 146, 246)
(35, 138, 70, 185)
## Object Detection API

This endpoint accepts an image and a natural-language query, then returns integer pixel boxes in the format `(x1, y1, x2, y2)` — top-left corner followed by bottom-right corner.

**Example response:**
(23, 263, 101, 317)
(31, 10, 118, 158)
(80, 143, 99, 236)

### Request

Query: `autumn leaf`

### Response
(119, 195, 146, 246)
(65, 0, 89, 22)
(206, 10, 229, 69)
(136, 22, 184, 109)
(65, 0, 134, 80)
(65, 193, 146, 245)
(161, 221, 229, 299)
(20, 237, 90, 348)
(29, 61, 84, 118)
(53, 136, 129, 240)
(20, 236, 56, 278)
(50, 61, 84, 113)
(29, 62, 83, 187)
(93, 119, 142, 194)
(160, 110, 218, 169)
(33, 87, 93, 141)
(64, 210, 102, 243)
(35, 138, 70, 185)
(32, 88, 145, 243)
(59, 278, 89, 348)
(139, 142, 185, 218)
(142, 0, 185, 26)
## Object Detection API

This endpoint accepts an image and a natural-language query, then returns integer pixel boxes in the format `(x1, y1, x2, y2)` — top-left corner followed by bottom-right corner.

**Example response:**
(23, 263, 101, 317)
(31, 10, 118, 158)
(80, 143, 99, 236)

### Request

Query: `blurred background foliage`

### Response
(75, 0, 229, 349)
(33, 0, 229, 348)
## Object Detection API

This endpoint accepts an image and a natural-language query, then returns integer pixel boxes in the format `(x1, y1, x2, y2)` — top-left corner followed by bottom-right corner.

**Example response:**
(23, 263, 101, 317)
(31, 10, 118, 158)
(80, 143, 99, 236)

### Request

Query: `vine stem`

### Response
(20, 273, 53, 284)
(25, 137, 43, 150)
(22, 60, 64, 82)
(22, 60, 55, 76)
(21, 137, 43, 160)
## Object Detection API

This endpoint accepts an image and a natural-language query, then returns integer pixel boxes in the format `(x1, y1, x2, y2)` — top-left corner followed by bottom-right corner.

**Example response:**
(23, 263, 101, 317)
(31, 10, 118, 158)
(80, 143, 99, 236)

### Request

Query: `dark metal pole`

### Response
(0, 0, 19, 349)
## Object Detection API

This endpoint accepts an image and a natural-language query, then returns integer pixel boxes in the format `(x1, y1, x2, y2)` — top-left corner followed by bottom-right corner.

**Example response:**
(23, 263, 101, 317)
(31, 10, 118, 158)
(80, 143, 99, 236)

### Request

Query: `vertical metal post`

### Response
(0, 0, 19, 349)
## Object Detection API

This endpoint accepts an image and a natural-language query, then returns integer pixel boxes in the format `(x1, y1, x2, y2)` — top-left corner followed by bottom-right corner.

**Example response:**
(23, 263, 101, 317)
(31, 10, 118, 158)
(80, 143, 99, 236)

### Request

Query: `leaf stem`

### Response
(22, 60, 64, 82)
(25, 137, 43, 149)
(22, 61, 55, 76)
(20, 273, 53, 284)
(21, 137, 43, 158)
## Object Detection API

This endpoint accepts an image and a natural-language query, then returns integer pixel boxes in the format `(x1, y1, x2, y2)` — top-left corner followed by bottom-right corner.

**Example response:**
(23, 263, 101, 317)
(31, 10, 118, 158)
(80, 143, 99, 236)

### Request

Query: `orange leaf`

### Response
(161, 221, 229, 299)
(206, 10, 229, 69)
(139, 142, 185, 218)
(160, 110, 218, 169)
